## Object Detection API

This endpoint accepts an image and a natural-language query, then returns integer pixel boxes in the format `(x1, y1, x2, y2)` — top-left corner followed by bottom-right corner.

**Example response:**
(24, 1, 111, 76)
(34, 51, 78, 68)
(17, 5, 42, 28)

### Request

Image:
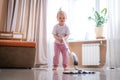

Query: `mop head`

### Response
(63, 69, 95, 74)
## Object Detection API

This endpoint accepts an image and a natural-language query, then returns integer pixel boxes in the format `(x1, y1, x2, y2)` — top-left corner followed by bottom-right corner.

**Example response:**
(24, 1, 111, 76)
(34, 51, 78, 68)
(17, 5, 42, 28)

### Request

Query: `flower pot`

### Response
(95, 27, 104, 39)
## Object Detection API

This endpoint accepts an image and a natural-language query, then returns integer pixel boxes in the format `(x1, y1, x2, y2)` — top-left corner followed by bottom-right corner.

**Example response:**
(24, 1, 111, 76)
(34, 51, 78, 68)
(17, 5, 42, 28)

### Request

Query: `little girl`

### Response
(52, 9, 70, 71)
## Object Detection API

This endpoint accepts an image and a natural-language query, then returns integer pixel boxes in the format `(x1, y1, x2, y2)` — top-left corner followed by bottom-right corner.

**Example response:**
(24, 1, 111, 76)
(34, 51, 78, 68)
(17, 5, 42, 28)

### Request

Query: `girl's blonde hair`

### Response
(57, 8, 67, 18)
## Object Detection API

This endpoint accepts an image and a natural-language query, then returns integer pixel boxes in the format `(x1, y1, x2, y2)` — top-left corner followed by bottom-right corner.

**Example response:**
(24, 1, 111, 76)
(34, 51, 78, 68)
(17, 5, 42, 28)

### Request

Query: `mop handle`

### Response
(62, 37, 71, 54)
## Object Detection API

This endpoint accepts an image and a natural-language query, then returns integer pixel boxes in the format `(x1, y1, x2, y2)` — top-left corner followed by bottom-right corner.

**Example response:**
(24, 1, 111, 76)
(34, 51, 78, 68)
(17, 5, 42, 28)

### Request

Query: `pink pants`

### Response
(53, 42, 68, 68)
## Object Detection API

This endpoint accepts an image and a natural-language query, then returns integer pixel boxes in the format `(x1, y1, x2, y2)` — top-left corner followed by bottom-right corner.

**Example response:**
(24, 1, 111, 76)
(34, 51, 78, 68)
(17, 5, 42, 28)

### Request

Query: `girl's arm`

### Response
(53, 34, 63, 43)
(53, 34, 69, 43)
(63, 34, 69, 41)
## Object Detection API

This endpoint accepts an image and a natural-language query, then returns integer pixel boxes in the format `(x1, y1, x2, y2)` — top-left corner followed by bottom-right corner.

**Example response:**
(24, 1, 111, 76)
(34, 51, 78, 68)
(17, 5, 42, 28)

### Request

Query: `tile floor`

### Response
(0, 68, 120, 80)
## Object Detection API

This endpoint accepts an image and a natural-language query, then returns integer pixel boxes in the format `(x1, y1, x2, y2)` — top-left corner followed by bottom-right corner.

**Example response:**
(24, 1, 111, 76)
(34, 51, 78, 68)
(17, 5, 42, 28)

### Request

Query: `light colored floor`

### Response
(0, 68, 120, 80)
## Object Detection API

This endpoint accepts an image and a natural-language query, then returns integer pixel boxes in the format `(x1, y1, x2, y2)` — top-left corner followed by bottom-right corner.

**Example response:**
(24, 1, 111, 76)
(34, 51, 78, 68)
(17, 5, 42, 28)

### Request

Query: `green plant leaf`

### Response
(88, 8, 108, 27)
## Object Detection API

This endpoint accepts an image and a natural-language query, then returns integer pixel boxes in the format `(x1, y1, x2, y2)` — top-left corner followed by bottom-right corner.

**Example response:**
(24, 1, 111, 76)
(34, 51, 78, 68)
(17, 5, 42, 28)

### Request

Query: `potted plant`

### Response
(88, 8, 108, 39)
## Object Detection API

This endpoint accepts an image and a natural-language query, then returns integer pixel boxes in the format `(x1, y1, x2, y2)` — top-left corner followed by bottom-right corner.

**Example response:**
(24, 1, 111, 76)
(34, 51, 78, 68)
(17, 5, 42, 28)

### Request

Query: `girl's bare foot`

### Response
(52, 67, 57, 70)
(64, 68, 68, 71)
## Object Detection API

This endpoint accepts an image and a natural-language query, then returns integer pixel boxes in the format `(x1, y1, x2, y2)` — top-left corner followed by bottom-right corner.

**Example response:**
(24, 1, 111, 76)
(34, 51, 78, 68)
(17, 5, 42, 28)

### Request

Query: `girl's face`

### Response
(57, 13, 66, 26)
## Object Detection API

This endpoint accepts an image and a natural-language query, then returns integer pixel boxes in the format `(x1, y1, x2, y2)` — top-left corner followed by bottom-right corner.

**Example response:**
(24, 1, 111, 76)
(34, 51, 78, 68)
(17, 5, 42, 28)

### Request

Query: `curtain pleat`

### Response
(11, 0, 19, 31)
(35, 0, 48, 65)
(7, 0, 15, 31)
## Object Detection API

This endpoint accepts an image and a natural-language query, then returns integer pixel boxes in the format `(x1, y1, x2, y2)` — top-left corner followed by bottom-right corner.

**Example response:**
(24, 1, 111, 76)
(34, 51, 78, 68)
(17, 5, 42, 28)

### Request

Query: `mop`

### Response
(62, 38, 95, 74)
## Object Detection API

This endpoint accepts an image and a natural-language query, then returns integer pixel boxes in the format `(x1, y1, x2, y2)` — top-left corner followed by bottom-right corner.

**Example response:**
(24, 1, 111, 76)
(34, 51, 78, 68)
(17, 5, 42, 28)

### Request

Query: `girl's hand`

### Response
(58, 37, 63, 43)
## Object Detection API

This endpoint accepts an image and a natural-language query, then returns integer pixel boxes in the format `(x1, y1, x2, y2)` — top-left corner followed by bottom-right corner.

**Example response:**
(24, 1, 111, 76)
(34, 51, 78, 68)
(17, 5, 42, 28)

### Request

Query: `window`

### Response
(47, 0, 107, 41)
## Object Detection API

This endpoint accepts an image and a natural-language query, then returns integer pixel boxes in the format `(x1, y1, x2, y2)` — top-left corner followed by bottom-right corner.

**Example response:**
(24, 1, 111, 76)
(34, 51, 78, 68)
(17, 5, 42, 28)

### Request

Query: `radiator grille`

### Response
(82, 43, 100, 65)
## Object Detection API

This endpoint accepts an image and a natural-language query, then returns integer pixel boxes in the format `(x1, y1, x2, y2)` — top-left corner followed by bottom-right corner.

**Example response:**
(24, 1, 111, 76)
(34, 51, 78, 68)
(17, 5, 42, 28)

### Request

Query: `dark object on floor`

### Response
(110, 67, 115, 69)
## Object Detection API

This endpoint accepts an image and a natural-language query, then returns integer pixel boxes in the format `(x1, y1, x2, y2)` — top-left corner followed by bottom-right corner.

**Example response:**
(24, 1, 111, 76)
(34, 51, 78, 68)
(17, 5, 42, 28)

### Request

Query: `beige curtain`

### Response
(5, 0, 48, 66)
(106, 0, 120, 69)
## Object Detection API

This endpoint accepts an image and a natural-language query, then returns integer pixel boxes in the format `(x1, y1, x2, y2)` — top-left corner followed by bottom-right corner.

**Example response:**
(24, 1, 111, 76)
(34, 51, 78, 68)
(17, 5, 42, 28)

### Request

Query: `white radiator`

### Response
(82, 43, 100, 65)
